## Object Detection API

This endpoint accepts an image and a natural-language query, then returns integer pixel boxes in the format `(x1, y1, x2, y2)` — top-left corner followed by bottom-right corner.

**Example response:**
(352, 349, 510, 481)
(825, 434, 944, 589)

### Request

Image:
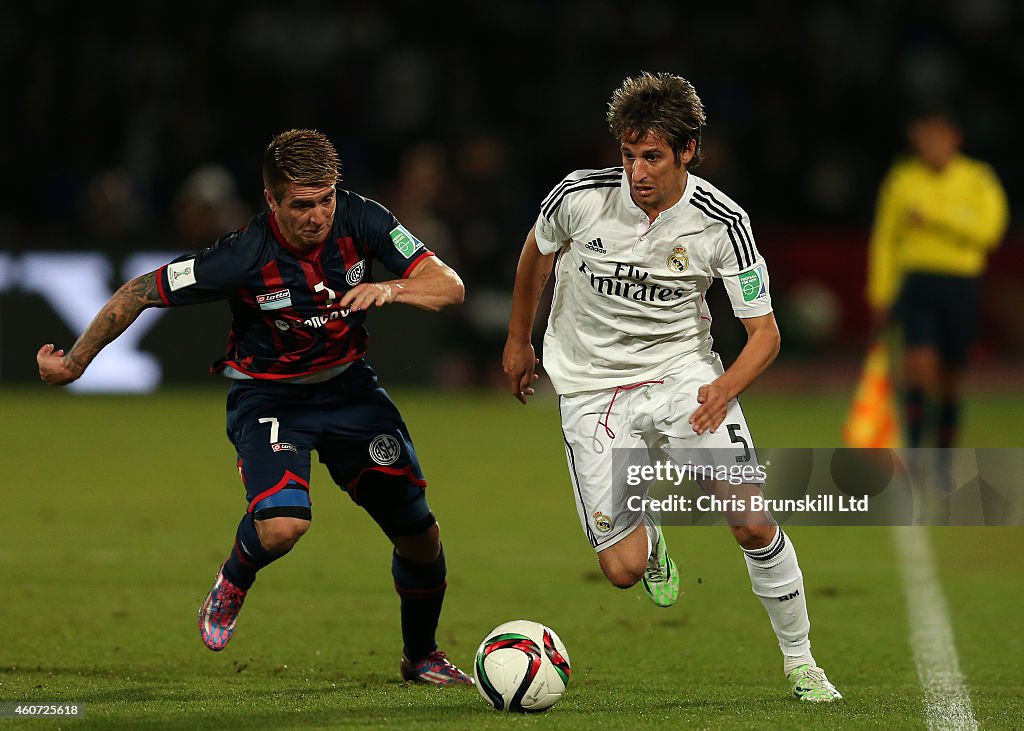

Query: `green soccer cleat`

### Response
(641, 524, 679, 607)
(787, 664, 843, 702)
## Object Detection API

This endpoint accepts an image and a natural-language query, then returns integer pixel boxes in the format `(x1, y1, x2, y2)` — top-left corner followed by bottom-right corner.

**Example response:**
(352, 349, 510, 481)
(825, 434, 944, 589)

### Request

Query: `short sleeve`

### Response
(353, 196, 434, 278)
(534, 170, 596, 255)
(708, 210, 773, 318)
(534, 211, 569, 255)
(157, 229, 255, 306)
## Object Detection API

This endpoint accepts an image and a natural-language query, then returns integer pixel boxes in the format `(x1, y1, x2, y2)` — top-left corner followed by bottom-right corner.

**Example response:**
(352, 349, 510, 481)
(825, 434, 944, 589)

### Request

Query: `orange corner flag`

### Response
(843, 341, 902, 448)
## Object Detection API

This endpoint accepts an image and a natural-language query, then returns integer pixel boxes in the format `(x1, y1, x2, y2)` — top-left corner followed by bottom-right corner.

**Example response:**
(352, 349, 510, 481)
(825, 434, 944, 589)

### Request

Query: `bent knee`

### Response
(598, 555, 645, 589)
(731, 523, 776, 550)
(256, 516, 311, 553)
(605, 567, 644, 589)
(597, 528, 648, 588)
(393, 522, 441, 563)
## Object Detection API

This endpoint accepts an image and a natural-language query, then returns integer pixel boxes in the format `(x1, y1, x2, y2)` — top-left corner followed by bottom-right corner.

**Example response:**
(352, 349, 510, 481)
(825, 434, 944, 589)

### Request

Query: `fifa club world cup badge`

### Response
(592, 511, 613, 533)
(667, 246, 689, 273)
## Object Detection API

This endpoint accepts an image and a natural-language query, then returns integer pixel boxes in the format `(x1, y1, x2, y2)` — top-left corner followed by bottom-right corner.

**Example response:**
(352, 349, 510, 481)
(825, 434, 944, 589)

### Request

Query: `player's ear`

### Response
(679, 139, 696, 166)
(263, 188, 276, 211)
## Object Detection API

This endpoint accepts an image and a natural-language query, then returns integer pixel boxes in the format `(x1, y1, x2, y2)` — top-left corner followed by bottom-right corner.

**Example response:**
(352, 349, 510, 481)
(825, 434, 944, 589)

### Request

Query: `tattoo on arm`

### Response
(536, 271, 551, 303)
(122, 271, 163, 306)
(65, 271, 162, 373)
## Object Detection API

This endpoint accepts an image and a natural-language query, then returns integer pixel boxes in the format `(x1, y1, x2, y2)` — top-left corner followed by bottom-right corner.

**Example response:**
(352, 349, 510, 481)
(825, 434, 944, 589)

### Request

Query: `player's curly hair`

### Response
(607, 72, 706, 167)
(262, 129, 342, 202)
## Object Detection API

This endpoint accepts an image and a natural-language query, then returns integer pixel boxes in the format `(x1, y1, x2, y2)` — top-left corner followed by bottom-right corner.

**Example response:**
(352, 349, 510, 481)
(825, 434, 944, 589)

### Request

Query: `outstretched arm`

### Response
(688, 312, 781, 434)
(502, 227, 555, 404)
(37, 270, 164, 386)
(339, 255, 464, 313)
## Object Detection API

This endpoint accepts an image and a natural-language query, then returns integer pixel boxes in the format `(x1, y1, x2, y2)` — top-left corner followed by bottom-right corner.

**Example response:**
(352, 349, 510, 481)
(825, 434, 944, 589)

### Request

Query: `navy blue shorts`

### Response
(895, 272, 980, 367)
(225, 360, 433, 537)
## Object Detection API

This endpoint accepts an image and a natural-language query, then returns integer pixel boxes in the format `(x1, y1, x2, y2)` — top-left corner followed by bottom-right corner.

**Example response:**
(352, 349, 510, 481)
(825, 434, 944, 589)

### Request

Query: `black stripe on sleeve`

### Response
(543, 181, 620, 219)
(694, 187, 755, 265)
(690, 197, 747, 270)
(694, 187, 756, 268)
(541, 167, 622, 211)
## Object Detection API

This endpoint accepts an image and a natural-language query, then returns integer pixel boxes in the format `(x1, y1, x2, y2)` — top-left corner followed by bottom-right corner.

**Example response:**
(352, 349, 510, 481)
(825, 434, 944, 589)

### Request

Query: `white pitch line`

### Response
(892, 526, 978, 731)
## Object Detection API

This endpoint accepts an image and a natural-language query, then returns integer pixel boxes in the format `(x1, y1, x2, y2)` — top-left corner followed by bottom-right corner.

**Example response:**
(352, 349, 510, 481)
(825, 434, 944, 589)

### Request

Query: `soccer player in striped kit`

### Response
(37, 129, 473, 685)
(503, 73, 841, 701)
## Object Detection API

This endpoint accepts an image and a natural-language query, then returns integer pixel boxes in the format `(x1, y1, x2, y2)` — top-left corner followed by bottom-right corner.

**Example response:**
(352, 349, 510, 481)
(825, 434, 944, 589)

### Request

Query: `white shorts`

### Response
(558, 353, 760, 551)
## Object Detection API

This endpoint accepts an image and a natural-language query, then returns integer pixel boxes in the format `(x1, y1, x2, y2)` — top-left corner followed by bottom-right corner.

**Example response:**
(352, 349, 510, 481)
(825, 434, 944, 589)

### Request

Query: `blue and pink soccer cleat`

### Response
(198, 565, 248, 651)
(400, 650, 474, 685)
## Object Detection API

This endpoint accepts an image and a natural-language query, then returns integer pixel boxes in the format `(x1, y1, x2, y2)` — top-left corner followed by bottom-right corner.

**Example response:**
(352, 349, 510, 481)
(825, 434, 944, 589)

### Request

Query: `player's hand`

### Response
(502, 339, 540, 405)
(339, 282, 398, 312)
(689, 383, 728, 435)
(867, 306, 890, 343)
(37, 344, 81, 386)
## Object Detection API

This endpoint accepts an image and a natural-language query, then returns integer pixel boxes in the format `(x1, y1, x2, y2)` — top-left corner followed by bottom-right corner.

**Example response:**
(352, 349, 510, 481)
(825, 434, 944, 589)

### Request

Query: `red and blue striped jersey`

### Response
(156, 189, 433, 380)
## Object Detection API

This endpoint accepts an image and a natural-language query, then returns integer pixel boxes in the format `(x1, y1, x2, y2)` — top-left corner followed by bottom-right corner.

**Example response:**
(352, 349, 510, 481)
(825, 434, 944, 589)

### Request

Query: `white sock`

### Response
(742, 527, 815, 674)
(642, 513, 656, 560)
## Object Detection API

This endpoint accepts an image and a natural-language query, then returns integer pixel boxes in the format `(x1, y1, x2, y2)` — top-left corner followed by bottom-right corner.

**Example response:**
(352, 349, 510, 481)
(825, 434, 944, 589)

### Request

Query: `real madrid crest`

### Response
(592, 511, 613, 533)
(667, 246, 689, 273)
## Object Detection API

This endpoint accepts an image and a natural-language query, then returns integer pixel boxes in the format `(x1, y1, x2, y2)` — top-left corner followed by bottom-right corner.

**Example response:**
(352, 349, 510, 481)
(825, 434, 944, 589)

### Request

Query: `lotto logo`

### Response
(257, 289, 292, 310)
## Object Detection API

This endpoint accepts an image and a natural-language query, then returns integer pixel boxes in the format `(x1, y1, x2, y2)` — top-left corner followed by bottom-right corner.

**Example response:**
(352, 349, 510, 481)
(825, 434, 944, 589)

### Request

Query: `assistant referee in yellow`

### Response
(867, 108, 1008, 449)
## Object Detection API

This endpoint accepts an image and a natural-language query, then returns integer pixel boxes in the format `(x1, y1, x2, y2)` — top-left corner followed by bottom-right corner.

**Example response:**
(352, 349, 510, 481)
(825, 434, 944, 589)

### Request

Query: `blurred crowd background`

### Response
(2, 1, 1021, 388)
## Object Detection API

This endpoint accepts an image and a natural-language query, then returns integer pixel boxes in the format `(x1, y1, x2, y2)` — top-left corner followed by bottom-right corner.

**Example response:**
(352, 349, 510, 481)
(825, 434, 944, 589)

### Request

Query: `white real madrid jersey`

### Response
(534, 167, 772, 395)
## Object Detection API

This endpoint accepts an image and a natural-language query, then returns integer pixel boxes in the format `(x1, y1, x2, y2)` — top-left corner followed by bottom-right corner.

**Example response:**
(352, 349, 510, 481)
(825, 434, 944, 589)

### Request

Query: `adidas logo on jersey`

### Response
(584, 237, 607, 254)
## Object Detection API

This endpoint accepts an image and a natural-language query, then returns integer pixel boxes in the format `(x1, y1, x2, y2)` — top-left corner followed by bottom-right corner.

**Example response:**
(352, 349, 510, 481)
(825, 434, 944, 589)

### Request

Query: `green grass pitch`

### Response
(1, 386, 1022, 729)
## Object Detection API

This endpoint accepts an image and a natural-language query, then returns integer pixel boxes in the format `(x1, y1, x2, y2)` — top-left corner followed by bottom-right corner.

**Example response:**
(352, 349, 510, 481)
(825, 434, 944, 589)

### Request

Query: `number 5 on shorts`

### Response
(727, 423, 751, 463)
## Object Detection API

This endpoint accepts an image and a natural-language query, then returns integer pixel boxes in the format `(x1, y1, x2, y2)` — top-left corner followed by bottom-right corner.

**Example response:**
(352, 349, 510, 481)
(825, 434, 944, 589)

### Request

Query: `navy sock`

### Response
(222, 513, 284, 590)
(937, 399, 960, 449)
(393, 546, 447, 663)
(904, 388, 927, 447)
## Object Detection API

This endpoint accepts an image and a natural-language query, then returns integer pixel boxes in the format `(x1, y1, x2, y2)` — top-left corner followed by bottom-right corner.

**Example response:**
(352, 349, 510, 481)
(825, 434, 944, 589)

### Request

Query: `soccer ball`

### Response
(473, 619, 571, 712)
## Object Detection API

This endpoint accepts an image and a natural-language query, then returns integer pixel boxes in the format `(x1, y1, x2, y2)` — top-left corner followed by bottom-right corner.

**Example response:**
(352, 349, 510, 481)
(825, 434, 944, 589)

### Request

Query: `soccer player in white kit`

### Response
(503, 72, 841, 702)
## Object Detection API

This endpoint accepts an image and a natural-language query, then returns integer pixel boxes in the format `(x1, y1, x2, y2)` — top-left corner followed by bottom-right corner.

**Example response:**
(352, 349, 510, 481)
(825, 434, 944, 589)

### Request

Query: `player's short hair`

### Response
(607, 72, 706, 167)
(262, 129, 341, 202)
(906, 101, 960, 129)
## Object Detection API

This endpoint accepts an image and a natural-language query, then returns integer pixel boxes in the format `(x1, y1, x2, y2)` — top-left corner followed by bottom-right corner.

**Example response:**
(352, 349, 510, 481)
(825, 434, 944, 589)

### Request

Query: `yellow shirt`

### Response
(866, 154, 1008, 309)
